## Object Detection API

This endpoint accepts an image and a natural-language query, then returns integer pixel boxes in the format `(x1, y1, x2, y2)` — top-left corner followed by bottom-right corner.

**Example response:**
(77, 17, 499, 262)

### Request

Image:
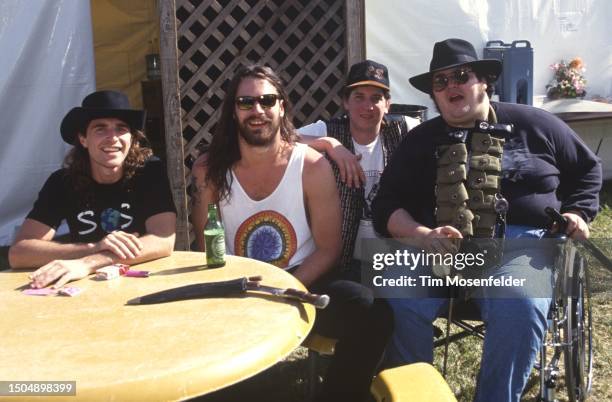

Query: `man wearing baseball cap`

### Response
(299, 59, 420, 277)
(372, 39, 601, 401)
(9, 90, 176, 288)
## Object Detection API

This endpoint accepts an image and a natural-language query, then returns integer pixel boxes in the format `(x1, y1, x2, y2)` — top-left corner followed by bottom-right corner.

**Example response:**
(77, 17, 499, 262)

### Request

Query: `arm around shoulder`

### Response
(299, 126, 365, 188)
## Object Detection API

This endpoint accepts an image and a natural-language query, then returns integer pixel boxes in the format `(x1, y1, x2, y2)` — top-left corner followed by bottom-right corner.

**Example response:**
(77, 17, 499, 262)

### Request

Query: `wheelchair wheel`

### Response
(563, 249, 593, 402)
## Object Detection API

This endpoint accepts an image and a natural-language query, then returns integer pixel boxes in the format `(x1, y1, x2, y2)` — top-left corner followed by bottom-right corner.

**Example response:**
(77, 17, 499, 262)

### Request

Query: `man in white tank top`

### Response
(191, 65, 393, 402)
(191, 71, 341, 287)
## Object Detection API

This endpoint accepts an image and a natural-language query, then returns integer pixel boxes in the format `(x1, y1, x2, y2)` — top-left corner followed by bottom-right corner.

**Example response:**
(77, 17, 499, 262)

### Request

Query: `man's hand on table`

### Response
(92, 231, 143, 259)
(28, 231, 143, 288)
(29, 259, 94, 289)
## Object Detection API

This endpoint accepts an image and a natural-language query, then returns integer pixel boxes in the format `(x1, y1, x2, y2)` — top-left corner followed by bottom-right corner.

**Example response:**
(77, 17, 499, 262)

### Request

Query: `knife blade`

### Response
(126, 277, 247, 305)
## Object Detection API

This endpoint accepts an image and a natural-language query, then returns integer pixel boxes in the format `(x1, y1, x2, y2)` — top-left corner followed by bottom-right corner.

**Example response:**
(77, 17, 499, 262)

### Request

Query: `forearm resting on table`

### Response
(9, 239, 102, 268)
(9, 233, 175, 271)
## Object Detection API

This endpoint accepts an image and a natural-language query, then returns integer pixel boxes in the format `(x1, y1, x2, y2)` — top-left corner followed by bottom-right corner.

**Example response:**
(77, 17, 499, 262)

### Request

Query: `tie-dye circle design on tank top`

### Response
(234, 210, 297, 268)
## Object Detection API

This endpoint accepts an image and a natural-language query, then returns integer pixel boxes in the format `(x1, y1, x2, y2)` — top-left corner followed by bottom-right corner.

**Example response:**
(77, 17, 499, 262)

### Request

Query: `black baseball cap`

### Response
(345, 59, 390, 91)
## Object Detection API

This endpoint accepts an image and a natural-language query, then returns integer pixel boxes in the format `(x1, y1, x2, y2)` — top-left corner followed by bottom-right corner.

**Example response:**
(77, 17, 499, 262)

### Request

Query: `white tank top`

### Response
(219, 143, 316, 269)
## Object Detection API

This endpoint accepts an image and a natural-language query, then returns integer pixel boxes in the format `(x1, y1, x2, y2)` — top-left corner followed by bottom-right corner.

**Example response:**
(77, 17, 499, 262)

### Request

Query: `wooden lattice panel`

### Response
(175, 0, 347, 165)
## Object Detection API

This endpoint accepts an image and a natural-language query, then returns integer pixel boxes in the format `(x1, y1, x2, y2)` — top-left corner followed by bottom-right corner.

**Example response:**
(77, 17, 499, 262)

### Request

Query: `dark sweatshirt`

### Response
(372, 101, 602, 235)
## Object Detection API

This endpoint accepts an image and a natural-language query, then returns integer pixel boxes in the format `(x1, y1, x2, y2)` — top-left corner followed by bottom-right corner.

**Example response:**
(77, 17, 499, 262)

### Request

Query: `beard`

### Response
(237, 115, 281, 147)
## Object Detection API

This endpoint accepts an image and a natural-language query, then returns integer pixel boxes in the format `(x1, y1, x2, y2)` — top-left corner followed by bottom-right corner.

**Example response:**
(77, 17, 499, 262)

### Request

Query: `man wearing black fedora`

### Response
(9, 90, 177, 288)
(372, 39, 601, 401)
(299, 59, 420, 277)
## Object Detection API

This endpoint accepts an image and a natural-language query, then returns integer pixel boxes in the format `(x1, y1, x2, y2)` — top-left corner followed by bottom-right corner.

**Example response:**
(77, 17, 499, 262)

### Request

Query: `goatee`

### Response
(238, 117, 280, 147)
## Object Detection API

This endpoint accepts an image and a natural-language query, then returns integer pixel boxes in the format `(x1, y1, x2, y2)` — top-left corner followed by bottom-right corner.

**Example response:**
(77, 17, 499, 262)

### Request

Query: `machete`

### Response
(126, 275, 330, 309)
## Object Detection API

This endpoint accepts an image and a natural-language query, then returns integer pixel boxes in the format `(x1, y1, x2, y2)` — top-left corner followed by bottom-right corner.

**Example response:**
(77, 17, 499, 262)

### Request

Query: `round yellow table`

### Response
(0, 252, 315, 401)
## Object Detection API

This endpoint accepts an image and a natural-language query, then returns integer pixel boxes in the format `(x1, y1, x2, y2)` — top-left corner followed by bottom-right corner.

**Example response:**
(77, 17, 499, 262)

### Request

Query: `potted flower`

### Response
(546, 57, 587, 100)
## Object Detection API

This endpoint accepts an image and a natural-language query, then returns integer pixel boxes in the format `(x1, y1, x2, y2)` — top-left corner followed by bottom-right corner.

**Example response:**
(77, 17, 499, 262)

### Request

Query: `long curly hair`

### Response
(63, 127, 152, 206)
(205, 64, 298, 202)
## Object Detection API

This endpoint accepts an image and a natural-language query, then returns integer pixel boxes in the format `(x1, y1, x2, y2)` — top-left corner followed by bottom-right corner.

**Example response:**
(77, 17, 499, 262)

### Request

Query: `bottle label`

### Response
(206, 233, 225, 265)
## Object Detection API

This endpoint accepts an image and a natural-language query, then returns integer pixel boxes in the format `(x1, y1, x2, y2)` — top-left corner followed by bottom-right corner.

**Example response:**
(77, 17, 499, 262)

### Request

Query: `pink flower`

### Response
(546, 58, 587, 99)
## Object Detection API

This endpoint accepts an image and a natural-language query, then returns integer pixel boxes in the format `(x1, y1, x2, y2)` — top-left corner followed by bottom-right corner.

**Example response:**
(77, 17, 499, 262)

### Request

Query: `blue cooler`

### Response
(484, 40, 533, 105)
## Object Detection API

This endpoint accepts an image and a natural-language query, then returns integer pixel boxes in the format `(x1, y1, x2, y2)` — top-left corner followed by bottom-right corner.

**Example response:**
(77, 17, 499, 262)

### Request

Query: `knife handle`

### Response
(284, 288, 330, 309)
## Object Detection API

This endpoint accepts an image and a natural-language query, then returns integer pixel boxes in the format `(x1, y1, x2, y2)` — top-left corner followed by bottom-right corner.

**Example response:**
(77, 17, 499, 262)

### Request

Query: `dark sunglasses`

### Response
(432, 68, 473, 92)
(235, 94, 280, 110)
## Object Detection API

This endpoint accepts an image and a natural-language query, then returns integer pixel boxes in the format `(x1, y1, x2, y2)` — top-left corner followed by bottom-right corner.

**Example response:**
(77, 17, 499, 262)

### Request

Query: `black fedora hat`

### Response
(60, 90, 146, 144)
(409, 38, 502, 94)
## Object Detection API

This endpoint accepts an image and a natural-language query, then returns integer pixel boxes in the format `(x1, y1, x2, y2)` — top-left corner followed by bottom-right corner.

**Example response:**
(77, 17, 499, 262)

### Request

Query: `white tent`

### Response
(366, 0, 611, 113)
(0, 0, 95, 246)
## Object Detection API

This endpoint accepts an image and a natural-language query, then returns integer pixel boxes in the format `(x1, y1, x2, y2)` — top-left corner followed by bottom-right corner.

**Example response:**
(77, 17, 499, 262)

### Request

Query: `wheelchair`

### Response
(538, 237, 593, 402)
(434, 235, 594, 402)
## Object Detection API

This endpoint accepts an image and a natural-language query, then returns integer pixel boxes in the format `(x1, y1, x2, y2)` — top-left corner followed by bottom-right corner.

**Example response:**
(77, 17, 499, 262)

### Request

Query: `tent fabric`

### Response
(0, 0, 95, 246)
(91, 0, 159, 109)
(365, 0, 612, 116)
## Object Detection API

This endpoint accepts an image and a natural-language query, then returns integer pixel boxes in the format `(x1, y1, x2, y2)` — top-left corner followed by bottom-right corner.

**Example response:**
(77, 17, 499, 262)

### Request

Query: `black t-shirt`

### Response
(27, 159, 176, 243)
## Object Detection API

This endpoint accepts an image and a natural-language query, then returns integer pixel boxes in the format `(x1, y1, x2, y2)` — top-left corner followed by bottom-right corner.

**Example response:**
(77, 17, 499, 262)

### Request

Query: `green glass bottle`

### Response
(204, 203, 226, 268)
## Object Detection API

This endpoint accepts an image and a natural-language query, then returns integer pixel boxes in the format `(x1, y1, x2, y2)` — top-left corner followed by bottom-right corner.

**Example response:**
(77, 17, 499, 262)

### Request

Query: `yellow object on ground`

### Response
(303, 333, 337, 355)
(371, 362, 457, 402)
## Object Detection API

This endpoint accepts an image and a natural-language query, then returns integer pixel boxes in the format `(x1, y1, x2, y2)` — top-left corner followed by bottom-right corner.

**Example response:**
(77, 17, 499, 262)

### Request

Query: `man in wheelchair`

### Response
(371, 39, 602, 402)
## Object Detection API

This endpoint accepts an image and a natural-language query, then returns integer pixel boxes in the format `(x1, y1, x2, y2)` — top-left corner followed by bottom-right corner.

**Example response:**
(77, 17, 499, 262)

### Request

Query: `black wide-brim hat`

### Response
(60, 90, 146, 144)
(409, 38, 502, 94)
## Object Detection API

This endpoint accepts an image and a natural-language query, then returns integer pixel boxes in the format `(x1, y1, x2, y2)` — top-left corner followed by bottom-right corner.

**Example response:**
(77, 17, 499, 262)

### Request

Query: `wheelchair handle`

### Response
(544, 207, 568, 234)
(545, 207, 612, 273)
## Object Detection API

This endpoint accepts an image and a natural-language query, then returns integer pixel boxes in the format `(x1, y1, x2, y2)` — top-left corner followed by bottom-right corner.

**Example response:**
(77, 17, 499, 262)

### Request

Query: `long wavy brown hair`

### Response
(204, 64, 298, 202)
(63, 127, 152, 206)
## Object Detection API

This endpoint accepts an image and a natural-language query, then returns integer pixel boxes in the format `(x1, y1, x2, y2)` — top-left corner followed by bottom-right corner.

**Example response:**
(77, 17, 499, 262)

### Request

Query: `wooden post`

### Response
(345, 0, 365, 70)
(158, 0, 190, 250)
